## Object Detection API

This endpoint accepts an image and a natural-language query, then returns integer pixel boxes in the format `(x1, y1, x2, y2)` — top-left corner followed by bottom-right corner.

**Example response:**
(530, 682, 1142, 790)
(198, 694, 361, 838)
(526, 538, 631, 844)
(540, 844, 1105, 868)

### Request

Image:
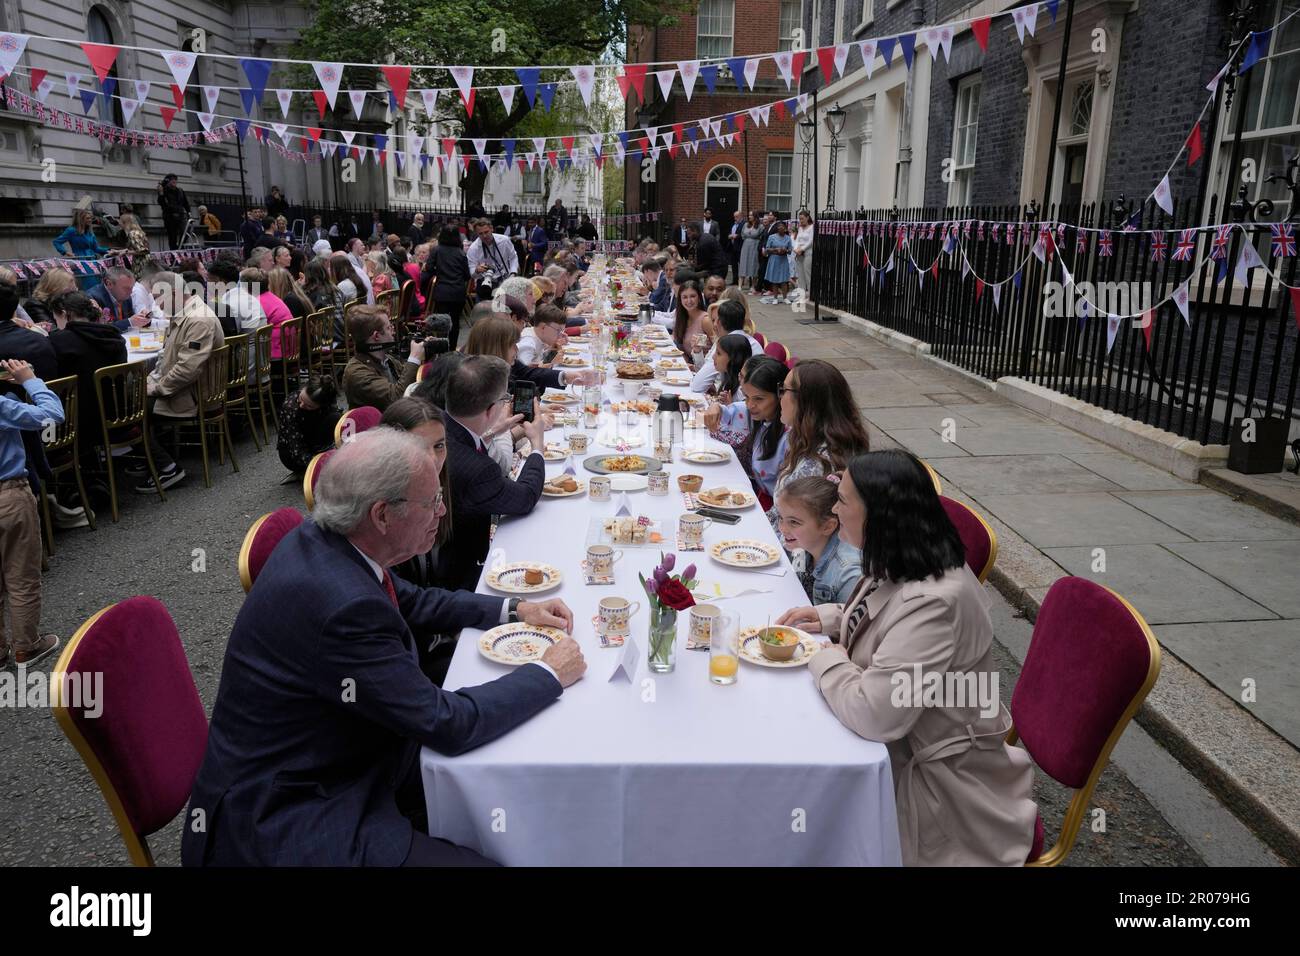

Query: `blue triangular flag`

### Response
(503, 138, 515, 166)
(479, 158, 489, 171)
(100, 77, 116, 103)
(419, 154, 429, 168)
(239, 88, 258, 115)
(1240, 30, 1272, 74)
(686, 126, 699, 142)
(783, 96, 798, 116)
(629, 147, 642, 163)
(388, 92, 399, 113)
(878, 36, 897, 67)
(235, 119, 251, 140)
(79, 89, 98, 115)
(373, 133, 387, 153)
(1013, 270, 1023, 290)
(1046, 0, 1061, 22)
(699, 64, 718, 94)
(538, 82, 556, 111)
(617, 130, 630, 153)
(1217, 256, 1229, 282)
(240, 58, 273, 101)
(726, 56, 748, 91)
(516, 67, 540, 106)
(395, 152, 404, 172)
(899, 34, 916, 69)
(559, 157, 571, 171)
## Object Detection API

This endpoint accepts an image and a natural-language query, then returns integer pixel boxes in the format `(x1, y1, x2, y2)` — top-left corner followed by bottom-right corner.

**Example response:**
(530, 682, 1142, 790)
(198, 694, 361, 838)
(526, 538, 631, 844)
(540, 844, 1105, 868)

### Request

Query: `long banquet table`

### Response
(420, 332, 901, 867)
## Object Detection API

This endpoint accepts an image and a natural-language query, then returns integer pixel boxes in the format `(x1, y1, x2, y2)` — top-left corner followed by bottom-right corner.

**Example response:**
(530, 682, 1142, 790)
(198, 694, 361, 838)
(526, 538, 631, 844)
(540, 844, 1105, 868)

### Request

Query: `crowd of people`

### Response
(0, 192, 1032, 869)
(670, 207, 815, 305)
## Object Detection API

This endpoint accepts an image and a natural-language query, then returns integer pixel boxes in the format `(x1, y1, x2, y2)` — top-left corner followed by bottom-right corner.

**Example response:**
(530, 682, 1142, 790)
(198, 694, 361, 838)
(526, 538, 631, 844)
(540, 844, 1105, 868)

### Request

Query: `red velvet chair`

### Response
(1009, 577, 1162, 866)
(333, 405, 383, 447)
(50, 597, 208, 866)
(940, 496, 998, 583)
(922, 460, 943, 494)
(302, 449, 334, 511)
(238, 507, 304, 592)
(785, 355, 798, 370)
(753, 332, 769, 348)
(763, 341, 790, 363)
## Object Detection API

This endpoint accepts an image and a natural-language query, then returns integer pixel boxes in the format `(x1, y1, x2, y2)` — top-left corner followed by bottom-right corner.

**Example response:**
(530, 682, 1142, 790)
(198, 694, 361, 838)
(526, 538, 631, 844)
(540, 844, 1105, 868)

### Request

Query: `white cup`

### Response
(589, 476, 612, 501)
(647, 470, 670, 495)
(586, 544, 623, 575)
(597, 596, 641, 636)
(679, 512, 713, 546)
(689, 603, 721, 647)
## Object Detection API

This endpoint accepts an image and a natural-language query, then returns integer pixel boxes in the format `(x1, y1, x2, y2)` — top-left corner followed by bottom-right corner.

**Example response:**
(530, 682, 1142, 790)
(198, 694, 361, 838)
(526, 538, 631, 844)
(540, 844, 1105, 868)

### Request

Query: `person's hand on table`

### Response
(129, 311, 152, 329)
(540, 636, 586, 687)
(1, 359, 35, 384)
(776, 606, 822, 633)
(519, 598, 574, 632)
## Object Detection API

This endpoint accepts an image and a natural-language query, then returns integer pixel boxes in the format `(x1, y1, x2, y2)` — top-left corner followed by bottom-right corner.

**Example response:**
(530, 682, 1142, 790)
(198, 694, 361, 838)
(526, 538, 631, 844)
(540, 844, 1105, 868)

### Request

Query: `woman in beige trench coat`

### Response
(778, 450, 1036, 866)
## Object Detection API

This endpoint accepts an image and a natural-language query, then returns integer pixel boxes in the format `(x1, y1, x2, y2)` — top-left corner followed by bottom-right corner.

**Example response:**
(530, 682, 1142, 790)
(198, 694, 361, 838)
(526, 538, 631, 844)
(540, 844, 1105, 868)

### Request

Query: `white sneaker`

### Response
(760, 296, 776, 305)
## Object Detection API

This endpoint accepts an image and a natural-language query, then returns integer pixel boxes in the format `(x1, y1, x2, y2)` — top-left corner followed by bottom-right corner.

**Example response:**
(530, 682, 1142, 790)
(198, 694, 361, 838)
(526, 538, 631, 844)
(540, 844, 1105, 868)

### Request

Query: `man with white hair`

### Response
(345, 237, 376, 304)
(183, 427, 585, 866)
(311, 238, 332, 260)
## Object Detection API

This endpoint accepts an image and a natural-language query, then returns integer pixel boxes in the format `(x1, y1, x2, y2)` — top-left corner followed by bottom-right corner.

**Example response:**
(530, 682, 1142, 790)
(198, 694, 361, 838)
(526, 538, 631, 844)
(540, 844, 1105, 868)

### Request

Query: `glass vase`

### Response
(647, 605, 678, 674)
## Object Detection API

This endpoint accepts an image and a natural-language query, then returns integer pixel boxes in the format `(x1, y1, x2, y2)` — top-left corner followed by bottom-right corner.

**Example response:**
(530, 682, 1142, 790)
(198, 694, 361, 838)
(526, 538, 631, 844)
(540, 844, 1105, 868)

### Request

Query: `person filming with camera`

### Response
(341, 305, 426, 412)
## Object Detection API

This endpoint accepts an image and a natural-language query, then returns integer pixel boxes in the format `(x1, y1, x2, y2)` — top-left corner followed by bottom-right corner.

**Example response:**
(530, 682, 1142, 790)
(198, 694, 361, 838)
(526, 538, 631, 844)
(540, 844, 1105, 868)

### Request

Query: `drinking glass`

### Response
(709, 611, 740, 685)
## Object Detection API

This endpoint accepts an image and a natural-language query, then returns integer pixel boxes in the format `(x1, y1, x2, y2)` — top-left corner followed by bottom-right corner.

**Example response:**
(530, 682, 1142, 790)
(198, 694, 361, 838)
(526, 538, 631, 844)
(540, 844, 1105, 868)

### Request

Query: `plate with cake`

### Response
(484, 562, 563, 594)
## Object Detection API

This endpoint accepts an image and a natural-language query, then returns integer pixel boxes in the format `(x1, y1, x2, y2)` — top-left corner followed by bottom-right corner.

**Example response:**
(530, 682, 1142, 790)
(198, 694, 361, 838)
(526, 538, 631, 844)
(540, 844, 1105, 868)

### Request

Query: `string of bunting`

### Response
(1, 245, 224, 282)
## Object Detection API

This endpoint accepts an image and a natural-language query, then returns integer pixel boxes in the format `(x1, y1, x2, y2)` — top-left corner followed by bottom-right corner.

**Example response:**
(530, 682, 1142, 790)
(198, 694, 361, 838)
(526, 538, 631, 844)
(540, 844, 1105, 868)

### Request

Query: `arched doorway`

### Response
(705, 165, 741, 226)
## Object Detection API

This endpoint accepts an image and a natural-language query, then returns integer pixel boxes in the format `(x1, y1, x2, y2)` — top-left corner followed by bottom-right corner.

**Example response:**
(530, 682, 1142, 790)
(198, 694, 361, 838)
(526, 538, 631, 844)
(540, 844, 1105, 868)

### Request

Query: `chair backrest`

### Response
(922, 460, 943, 494)
(50, 596, 208, 866)
(333, 405, 382, 447)
(939, 496, 998, 583)
(252, 324, 274, 378)
(195, 344, 231, 413)
(1010, 577, 1161, 866)
(94, 360, 150, 438)
(785, 355, 797, 370)
(225, 334, 251, 390)
(305, 309, 331, 367)
(763, 341, 789, 363)
(753, 332, 769, 348)
(375, 287, 396, 316)
(42, 375, 79, 455)
(278, 317, 303, 393)
(238, 507, 304, 592)
(303, 449, 334, 510)
(396, 278, 415, 321)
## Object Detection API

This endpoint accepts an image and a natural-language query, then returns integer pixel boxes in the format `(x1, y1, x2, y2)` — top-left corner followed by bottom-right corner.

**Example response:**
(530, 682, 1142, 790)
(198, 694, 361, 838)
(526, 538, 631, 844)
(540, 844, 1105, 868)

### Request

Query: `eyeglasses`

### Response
(394, 493, 445, 511)
(778, 386, 799, 397)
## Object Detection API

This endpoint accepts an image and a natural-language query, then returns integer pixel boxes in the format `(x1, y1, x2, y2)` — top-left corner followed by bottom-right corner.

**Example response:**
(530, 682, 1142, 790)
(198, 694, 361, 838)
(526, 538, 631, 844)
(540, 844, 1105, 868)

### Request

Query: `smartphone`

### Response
(511, 382, 537, 422)
(694, 506, 742, 524)
(541, 348, 559, 365)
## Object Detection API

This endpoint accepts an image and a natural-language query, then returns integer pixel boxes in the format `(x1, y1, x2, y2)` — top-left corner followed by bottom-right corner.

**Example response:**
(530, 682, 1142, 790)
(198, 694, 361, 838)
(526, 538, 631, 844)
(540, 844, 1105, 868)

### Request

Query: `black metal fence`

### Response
(813, 198, 1299, 447)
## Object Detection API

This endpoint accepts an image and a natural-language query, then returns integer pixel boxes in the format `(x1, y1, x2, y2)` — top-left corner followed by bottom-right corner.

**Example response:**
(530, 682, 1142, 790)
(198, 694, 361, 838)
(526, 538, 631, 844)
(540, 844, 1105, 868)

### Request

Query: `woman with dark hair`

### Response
(702, 355, 788, 509)
(411, 350, 466, 409)
(672, 280, 707, 355)
(711, 333, 751, 398)
(768, 358, 871, 527)
(276, 377, 340, 474)
(304, 259, 345, 346)
(423, 225, 471, 347)
(778, 449, 1036, 867)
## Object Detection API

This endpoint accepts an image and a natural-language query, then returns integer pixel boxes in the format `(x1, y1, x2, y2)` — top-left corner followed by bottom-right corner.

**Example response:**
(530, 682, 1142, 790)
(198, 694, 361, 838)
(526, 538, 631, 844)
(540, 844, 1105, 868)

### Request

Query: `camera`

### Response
(406, 314, 452, 356)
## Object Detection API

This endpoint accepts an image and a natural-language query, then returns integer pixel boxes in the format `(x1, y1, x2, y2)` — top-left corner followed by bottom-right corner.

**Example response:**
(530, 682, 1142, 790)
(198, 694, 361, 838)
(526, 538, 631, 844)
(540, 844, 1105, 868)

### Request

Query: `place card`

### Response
(608, 635, 640, 681)
(613, 492, 632, 516)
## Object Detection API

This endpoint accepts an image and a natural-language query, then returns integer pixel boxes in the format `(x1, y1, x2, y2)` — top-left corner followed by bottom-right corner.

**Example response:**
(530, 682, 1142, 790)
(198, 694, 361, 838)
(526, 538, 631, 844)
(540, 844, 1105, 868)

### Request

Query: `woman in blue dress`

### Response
(52, 208, 110, 289)
(702, 355, 789, 511)
(762, 220, 794, 303)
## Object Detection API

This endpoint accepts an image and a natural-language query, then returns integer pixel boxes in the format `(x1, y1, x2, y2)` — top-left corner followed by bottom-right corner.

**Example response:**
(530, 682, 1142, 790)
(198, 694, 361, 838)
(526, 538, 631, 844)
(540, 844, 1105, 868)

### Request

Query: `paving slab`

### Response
(940, 402, 1033, 424)
(884, 428, 972, 458)
(856, 390, 941, 408)
(934, 455, 1125, 496)
(1168, 540, 1300, 618)
(1065, 452, 1200, 491)
(1154, 620, 1300, 748)
(952, 422, 1114, 456)
(862, 405, 979, 430)
(1041, 545, 1278, 625)
(975, 493, 1194, 547)
(1116, 491, 1300, 542)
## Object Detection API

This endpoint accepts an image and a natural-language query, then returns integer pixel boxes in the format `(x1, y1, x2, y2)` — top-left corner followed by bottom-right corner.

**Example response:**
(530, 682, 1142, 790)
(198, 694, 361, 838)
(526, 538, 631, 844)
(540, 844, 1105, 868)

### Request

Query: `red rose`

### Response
(656, 579, 695, 612)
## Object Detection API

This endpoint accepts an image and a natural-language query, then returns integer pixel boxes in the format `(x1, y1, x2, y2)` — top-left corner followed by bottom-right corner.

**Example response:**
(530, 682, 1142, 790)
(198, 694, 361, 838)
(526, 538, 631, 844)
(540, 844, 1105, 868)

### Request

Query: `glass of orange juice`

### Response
(709, 611, 740, 685)
(128, 334, 142, 349)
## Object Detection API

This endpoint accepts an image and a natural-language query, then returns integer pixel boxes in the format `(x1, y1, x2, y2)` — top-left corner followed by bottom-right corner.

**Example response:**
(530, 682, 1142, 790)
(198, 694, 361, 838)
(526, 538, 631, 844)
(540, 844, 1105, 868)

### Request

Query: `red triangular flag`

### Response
(595, 155, 605, 169)
(816, 46, 837, 84)
(170, 84, 185, 110)
(299, 137, 309, 153)
(351, 146, 361, 160)
(160, 105, 177, 129)
(1141, 310, 1154, 351)
(971, 17, 992, 52)
(561, 135, 575, 154)
(790, 50, 807, 78)
(1289, 287, 1300, 333)
(667, 144, 678, 159)
(615, 73, 631, 100)
(307, 127, 322, 143)
(441, 137, 457, 159)
(625, 63, 647, 103)
(29, 68, 47, 94)
(81, 42, 120, 83)
(975, 278, 985, 301)
(461, 88, 475, 117)
(517, 158, 527, 173)
(547, 150, 558, 167)
(773, 100, 787, 120)
(1185, 123, 1204, 167)
(461, 154, 472, 171)
(380, 65, 411, 109)
(312, 90, 329, 119)
(931, 260, 939, 279)
(734, 114, 746, 133)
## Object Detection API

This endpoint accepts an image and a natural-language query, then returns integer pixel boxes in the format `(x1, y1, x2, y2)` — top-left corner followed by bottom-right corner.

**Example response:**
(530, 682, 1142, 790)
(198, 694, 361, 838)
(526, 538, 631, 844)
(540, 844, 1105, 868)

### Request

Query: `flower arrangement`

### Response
(640, 553, 697, 673)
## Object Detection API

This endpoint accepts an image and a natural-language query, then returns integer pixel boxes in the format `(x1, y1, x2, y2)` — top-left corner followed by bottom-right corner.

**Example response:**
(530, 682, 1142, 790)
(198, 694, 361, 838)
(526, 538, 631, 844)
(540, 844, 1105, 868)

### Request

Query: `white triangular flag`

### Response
(65, 73, 82, 101)
(590, 134, 603, 156)
(450, 66, 474, 101)
(1031, 238, 1046, 263)
(940, 26, 954, 61)
(774, 51, 795, 89)
(614, 141, 625, 163)
(1013, 4, 1039, 44)
(277, 89, 293, 117)
(313, 62, 344, 108)
(645, 126, 659, 146)
(34, 77, 54, 103)
(1172, 279, 1191, 326)
(197, 111, 215, 131)
(650, 145, 662, 163)
(924, 29, 943, 60)
(743, 58, 760, 89)
(572, 64, 596, 107)
(797, 92, 811, 113)
(121, 98, 141, 125)
(161, 51, 197, 92)
(833, 43, 850, 76)
(661, 129, 674, 147)
(1152, 174, 1174, 215)
(471, 138, 486, 159)
(678, 60, 699, 99)
(1207, 63, 1229, 94)
(527, 151, 539, 170)
(1234, 235, 1265, 283)
(497, 85, 516, 113)
(202, 85, 220, 112)
(341, 130, 356, 146)
(655, 68, 676, 100)
(272, 122, 289, 142)
(0, 33, 29, 79)
(132, 80, 151, 103)
(420, 89, 439, 115)
(992, 284, 1002, 311)
(1106, 314, 1122, 353)
(348, 89, 367, 117)
(859, 40, 877, 79)
(759, 104, 771, 125)
(748, 107, 763, 128)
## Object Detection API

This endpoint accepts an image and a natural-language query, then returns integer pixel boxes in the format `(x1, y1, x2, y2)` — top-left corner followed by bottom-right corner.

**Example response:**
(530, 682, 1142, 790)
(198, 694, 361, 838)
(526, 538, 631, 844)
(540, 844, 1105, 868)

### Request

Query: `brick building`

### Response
(624, 0, 803, 241)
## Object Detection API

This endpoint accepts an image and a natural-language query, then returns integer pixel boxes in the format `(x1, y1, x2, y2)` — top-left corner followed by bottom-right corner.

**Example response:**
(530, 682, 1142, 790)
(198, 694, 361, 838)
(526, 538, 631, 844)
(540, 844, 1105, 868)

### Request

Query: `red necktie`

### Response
(380, 569, 399, 606)
(477, 441, 488, 455)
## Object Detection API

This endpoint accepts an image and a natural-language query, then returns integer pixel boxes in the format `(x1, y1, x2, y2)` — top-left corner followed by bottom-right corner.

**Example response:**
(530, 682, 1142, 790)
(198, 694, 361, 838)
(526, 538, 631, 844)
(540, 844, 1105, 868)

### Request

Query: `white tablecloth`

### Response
(421, 341, 901, 866)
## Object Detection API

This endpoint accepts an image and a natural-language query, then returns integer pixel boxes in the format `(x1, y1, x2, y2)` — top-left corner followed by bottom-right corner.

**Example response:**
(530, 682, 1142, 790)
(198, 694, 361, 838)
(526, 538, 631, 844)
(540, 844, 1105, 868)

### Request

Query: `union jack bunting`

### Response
(1077, 230, 1088, 254)
(1007, 224, 1016, 245)
(1019, 222, 1031, 242)
(1150, 231, 1167, 262)
(1271, 223, 1295, 258)
(1172, 228, 1196, 261)
(1098, 230, 1113, 257)
(990, 223, 1000, 241)
(963, 220, 972, 237)
(977, 221, 985, 240)
(1211, 225, 1231, 260)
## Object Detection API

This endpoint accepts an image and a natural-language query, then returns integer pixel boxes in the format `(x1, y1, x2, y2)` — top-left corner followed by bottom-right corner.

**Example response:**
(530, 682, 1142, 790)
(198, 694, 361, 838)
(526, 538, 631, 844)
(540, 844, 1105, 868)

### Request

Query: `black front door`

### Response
(705, 185, 739, 227)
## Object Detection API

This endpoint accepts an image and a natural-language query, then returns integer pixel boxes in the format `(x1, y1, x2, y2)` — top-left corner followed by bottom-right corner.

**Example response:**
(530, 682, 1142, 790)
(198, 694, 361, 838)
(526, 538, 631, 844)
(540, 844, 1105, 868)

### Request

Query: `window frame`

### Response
(696, 0, 736, 60)
(778, 0, 803, 52)
(948, 75, 981, 206)
(765, 152, 795, 219)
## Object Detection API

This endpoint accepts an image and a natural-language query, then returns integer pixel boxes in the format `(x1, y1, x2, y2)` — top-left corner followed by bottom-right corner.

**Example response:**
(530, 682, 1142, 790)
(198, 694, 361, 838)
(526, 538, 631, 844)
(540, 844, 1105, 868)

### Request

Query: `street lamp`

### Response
(798, 117, 816, 209)
(824, 103, 847, 212)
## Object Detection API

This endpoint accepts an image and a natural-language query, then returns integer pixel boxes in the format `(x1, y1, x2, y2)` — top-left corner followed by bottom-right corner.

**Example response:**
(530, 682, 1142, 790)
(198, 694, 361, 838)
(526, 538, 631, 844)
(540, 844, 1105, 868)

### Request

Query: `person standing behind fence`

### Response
(199, 206, 222, 244)
(52, 209, 110, 290)
(157, 174, 191, 250)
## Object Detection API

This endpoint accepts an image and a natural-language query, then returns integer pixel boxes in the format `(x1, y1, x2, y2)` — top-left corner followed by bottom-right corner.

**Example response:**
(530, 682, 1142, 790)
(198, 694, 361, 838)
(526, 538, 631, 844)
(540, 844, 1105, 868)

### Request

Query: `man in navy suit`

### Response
(183, 428, 585, 867)
(641, 258, 670, 312)
(437, 355, 547, 591)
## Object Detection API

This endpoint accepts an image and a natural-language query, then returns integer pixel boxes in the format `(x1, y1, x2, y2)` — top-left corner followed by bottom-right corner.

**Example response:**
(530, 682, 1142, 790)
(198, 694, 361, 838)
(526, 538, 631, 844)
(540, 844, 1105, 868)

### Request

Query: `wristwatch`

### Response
(507, 598, 522, 623)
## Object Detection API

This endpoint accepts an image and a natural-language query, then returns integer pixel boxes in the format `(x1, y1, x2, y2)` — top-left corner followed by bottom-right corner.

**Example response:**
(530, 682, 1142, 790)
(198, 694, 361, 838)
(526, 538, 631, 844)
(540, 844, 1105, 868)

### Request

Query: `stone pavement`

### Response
(748, 295, 1300, 860)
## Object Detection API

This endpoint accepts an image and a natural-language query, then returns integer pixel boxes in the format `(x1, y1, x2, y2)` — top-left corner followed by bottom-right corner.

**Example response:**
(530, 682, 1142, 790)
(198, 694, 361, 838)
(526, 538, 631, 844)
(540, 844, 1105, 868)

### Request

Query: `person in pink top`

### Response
(405, 242, 430, 316)
(258, 287, 293, 360)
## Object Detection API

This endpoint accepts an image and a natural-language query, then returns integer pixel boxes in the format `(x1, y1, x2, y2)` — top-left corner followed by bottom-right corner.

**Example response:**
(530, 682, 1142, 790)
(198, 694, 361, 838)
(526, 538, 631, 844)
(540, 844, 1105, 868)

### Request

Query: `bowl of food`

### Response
(677, 473, 703, 493)
(757, 626, 801, 661)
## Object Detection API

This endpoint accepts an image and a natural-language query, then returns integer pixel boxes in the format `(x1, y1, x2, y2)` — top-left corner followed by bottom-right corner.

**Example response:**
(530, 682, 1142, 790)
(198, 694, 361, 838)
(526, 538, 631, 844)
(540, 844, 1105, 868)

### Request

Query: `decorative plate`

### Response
(709, 540, 780, 568)
(738, 627, 819, 668)
(663, 376, 692, 386)
(558, 357, 588, 368)
(484, 561, 563, 594)
(478, 622, 565, 665)
(583, 455, 661, 475)
(542, 392, 579, 404)
(696, 488, 757, 509)
(133, 343, 164, 352)
(657, 347, 684, 356)
(595, 434, 645, 450)
(681, 449, 729, 465)
(659, 359, 689, 370)
(542, 443, 570, 461)
(610, 474, 649, 492)
(542, 478, 586, 497)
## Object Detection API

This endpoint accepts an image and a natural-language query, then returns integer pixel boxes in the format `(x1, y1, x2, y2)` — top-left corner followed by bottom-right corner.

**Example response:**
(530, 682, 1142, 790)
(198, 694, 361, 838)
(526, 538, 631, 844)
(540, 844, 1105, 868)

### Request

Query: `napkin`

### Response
(613, 492, 632, 516)
(608, 635, 640, 683)
(563, 461, 577, 476)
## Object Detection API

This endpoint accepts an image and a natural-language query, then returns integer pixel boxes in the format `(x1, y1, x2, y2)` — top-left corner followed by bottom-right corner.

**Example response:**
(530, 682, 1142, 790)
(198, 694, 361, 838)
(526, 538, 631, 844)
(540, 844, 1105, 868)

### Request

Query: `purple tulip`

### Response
(683, 563, 696, 581)
(653, 566, 668, 586)
(661, 553, 675, 573)
(646, 577, 658, 594)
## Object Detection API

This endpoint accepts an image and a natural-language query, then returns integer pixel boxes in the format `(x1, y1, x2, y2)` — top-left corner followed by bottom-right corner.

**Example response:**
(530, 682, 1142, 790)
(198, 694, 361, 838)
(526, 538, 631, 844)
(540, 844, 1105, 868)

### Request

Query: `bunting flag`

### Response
(1152, 174, 1174, 215)
(471, 137, 486, 160)
(1240, 30, 1272, 74)
(878, 36, 897, 68)
(197, 111, 215, 131)
(655, 68, 675, 101)
(78, 89, 97, 114)
(312, 62, 343, 108)
(1012, 4, 1039, 44)
(816, 47, 836, 84)
(131, 79, 150, 103)
(727, 56, 750, 90)
(1150, 231, 1167, 262)
(1098, 230, 1113, 257)
(27, 67, 46, 94)
(1211, 224, 1231, 259)
(590, 133, 603, 156)
(497, 84, 516, 113)
(1046, 0, 1062, 22)
(572, 64, 596, 107)
(419, 88, 439, 116)
(80, 42, 119, 83)
(503, 138, 516, 165)
(440, 136, 455, 159)
(617, 63, 647, 103)
(161, 50, 196, 94)
(1172, 279, 1191, 326)
(1207, 63, 1230, 94)
(277, 89, 293, 117)
(899, 33, 916, 69)
(1234, 236, 1265, 283)
(348, 89, 367, 117)
(1140, 309, 1155, 351)
(121, 96, 141, 125)
(235, 118, 252, 140)
(271, 122, 288, 142)
(536, 83, 555, 112)
(992, 284, 1002, 311)
(33, 75, 54, 103)
(461, 86, 477, 116)
(678, 60, 699, 99)
(240, 58, 272, 101)
(1106, 313, 1122, 354)
(1185, 123, 1203, 166)
(1270, 223, 1295, 257)
(160, 104, 177, 129)
(1172, 228, 1196, 261)
(306, 126, 322, 143)
(516, 67, 540, 106)
(0, 33, 30, 79)
(699, 63, 718, 94)
(239, 88, 258, 115)
(1290, 287, 1300, 333)
(857, 40, 877, 78)
(975, 278, 985, 301)
(65, 73, 81, 100)
(971, 17, 992, 52)
(450, 65, 474, 104)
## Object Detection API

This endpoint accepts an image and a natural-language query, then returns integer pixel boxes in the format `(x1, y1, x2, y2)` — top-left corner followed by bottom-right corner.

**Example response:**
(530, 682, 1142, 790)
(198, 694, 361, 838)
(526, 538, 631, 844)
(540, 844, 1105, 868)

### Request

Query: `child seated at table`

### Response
(776, 476, 861, 606)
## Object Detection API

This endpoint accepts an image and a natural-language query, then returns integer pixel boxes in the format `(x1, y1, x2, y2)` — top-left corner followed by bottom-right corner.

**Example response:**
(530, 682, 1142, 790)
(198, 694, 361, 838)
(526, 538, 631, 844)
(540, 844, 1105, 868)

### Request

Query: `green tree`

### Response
(294, 0, 693, 206)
